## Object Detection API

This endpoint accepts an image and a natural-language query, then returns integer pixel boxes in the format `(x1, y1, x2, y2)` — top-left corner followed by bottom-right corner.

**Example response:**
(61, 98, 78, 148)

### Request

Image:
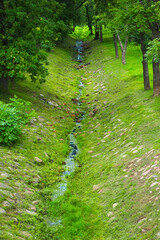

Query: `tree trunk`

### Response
(113, 34, 119, 58)
(0, 75, 8, 93)
(117, 33, 128, 65)
(94, 24, 99, 40)
(100, 25, 103, 43)
(94, 10, 99, 40)
(73, 23, 75, 32)
(152, 26, 160, 95)
(122, 50, 126, 65)
(142, 58, 150, 90)
(89, 25, 93, 36)
(140, 32, 150, 90)
(153, 61, 160, 96)
(85, 5, 93, 35)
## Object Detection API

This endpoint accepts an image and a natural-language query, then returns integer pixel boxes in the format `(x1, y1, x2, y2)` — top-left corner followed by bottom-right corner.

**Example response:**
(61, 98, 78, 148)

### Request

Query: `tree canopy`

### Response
(1, 0, 160, 95)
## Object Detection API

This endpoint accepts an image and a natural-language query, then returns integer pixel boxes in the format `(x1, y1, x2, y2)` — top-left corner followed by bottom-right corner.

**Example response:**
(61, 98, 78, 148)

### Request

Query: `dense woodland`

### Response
(0, 0, 160, 94)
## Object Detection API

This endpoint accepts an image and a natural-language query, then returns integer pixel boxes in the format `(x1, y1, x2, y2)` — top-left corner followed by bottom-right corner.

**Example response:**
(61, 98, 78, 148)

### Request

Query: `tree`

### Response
(128, 0, 160, 94)
(85, 0, 94, 35)
(0, 0, 68, 92)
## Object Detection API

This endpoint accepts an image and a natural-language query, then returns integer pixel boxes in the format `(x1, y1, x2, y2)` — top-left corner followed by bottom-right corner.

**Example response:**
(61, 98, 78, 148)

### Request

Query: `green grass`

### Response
(1, 33, 160, 240)
(0, 37, 80, 240)
(50, 35, 160, 239)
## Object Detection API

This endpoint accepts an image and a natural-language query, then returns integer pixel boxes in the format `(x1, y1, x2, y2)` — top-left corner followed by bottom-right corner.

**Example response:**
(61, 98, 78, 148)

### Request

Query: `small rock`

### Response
(98, 189, 104, 194)
(26, 210, 37, 215)
(6, 232, 14, 237)
(2, 201, 11, 207)
(32, 177, 40, 184)
(0, 207, 6, 214)
(0, 183, 12, 189)
(0, 189, 11, 197)
(1, 173, 10, 178)
(113, 203, 119, 208)
(32, 200, 40, 205)
(44, 152, 49, 157)
(37, 136, 42, 141)
(88, 151, 93, 154)
(8, 217, 18, 223)
(142, 169, 151, 176)
(29, 205, 36, 211)
(133, 150, 138, 153)
(107, 212, 114, 217)
(92, 154, 101, 158)
(150, 182, 159, 187)
(38, 116, 45, 122)
(137, 217, 147, 223)
(152, 175, 158, 179)
(30, 118, 37, 125)
(89, 111, 94, 117)
(157, 232, 160, 238)
(48, 101, 58, 107)
(35, 157, 43, 163)
(24, 190, 33, 195)
(93, 185, 100, 191)
(19, 231, 32, 237)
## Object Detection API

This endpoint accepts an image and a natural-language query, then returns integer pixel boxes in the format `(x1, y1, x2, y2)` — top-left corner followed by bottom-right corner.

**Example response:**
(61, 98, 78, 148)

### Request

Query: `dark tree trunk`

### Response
(0, 0, 9, 92)
(139, 0, 160, 95)
(94, 10, 99, 40)
(85, 5, 93, 35)
(153, 61, 160, 96)
(100, 25, 103, 43)
(113, 34, 119, 58)
(94, 24, 99, 40)
(152, 26, 160, 96)
(140, 32, 150, 90)
(73, 23, 75, 32)
(0, 75, 8, 93)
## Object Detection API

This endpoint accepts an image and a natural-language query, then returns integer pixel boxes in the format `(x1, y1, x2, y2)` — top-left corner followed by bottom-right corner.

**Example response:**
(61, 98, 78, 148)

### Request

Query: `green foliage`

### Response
(70, 26, 90, 41)
(0, 96, 33, 146)
(145, 38, 160, 63)
(0, 0, 69, 89)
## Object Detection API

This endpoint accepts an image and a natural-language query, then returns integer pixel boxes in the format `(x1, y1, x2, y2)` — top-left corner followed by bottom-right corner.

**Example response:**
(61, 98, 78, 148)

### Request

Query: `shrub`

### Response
(0, 96, 34, 146)
(70, 26, 90, 41)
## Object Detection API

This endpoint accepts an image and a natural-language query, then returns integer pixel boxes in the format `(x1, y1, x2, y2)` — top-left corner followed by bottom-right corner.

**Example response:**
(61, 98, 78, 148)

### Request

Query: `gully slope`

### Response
(52, 36, 160, 239)
(0, 37, 82, 240)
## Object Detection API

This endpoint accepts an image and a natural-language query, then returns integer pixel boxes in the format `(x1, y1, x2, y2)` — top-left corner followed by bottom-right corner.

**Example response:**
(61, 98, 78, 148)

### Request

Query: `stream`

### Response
(49, 41, 85, 226)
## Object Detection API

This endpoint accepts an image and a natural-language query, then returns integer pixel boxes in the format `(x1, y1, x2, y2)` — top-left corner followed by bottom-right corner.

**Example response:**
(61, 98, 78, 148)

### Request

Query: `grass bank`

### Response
(51, 35, 160, 239)
(1, 33, 160, 240)
(0, 38, 80, 239)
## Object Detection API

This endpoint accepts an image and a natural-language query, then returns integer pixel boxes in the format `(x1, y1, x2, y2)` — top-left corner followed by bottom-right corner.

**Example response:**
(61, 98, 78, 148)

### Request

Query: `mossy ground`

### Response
(0, 38, 80, 239)
(50, 34, 160, 239)
(1, 33, 160, 240)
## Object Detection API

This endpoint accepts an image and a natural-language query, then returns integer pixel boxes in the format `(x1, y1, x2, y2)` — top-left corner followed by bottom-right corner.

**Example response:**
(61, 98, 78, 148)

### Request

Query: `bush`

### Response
(70, 26, 90, 41)
(0, 96, 34, 146)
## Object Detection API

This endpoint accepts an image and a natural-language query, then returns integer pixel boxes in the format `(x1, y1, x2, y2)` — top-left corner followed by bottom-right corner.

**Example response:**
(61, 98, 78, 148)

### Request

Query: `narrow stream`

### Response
(48, 41, 85, 226)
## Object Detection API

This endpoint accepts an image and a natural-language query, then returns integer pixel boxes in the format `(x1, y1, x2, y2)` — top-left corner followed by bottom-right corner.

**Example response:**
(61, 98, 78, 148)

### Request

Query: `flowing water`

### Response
(48, 41, 85, 226)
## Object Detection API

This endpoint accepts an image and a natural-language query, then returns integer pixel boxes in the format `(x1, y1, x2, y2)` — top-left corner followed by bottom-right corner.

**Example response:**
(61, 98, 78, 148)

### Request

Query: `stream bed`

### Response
(49, 41, 85, 226)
